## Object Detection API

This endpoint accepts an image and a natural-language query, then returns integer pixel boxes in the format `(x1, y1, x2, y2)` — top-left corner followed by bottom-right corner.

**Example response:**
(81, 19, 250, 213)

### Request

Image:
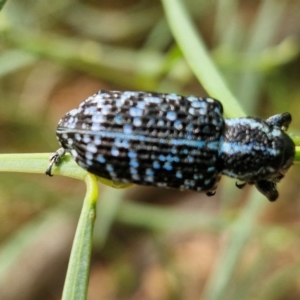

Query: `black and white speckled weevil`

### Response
(46, 90, 295, 201)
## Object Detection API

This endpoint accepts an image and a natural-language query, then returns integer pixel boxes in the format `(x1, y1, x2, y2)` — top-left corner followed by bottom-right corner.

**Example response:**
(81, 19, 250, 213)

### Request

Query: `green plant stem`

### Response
(0, 153, 87, 180)
(62, 174, 98, 300)
(0, 0, 7, 11)
(161, 0, 245, 118)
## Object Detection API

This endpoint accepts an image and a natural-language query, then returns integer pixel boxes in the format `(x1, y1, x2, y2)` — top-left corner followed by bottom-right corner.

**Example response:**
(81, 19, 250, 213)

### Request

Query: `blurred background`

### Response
(0, 0, 300, 299)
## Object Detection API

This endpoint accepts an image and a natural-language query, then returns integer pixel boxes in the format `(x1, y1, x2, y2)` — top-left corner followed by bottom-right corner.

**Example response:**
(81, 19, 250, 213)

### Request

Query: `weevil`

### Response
(46, 90, 295, 201)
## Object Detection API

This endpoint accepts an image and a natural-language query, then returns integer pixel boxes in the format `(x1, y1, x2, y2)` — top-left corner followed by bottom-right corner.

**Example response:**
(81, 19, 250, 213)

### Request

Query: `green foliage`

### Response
(0, 1, 299, 300)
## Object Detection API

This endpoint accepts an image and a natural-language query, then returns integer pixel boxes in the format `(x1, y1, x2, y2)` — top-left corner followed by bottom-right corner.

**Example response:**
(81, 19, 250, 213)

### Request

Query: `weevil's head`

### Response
(254, 132, 294, 202)
(220, 117, 295, 183)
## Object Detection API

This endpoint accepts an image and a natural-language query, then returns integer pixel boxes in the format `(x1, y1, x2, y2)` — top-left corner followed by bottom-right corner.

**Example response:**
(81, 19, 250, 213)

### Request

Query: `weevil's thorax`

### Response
(219, 117, 295, 183)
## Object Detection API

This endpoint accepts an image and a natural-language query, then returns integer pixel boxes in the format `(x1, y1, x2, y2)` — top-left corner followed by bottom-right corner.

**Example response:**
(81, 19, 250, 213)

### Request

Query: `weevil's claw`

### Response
(255, 180, 278, 202)
(235, 181, 247, 189)
(45, 148, 65, 176)
(206, 190, 216, 197)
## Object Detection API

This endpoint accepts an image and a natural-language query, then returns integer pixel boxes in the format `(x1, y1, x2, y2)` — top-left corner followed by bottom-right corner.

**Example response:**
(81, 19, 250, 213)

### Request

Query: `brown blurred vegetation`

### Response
(0, 0, 300, 300)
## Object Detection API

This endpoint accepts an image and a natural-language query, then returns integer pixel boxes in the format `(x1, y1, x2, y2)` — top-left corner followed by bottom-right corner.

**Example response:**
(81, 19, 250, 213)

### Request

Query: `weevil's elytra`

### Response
(46, 90, 295, 201)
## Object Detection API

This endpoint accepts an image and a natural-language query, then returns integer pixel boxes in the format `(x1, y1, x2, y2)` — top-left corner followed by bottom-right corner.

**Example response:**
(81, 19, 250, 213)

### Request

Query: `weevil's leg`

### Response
(206, 190, 216, 197)
(266, 113, 292, 131)
(45, 148, 66, 176)
(235, 181, 247, 189)
(255, 180, 278, 202)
